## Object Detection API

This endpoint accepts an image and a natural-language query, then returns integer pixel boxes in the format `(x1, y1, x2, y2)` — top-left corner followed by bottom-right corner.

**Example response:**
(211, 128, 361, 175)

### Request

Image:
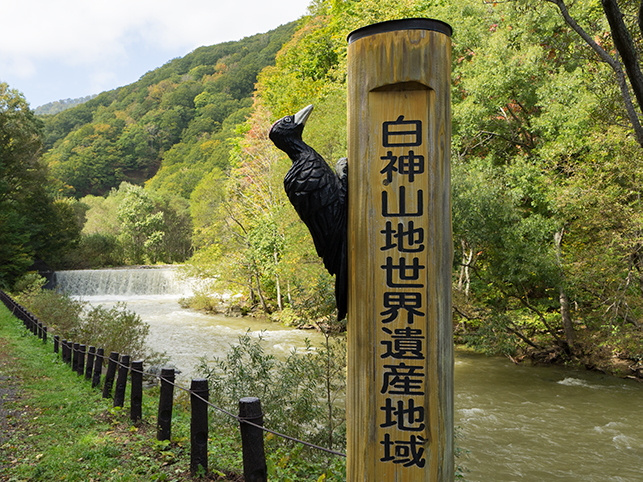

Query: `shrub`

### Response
(197, 330, 346, 452)
(178, 289, 224, 313)
(13, 274, 85, 335)
(13, 277, 150, 360)
(56, 233, 126, 269)
(74, 303, 149, 360)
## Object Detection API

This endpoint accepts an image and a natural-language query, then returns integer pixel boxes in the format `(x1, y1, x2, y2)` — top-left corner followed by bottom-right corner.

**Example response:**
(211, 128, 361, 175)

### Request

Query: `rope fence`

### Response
(0, 289, 346, 480)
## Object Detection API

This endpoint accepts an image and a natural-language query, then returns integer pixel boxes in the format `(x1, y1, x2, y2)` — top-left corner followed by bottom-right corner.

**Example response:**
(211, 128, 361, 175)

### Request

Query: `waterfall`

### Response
(54, 268, 191, 299)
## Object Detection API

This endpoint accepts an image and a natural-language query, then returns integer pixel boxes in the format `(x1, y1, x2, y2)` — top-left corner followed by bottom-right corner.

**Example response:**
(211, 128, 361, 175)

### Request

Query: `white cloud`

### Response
(1, 0, 308, 66)
(0, 0, 310, 105)
(2, 57, 36, 80)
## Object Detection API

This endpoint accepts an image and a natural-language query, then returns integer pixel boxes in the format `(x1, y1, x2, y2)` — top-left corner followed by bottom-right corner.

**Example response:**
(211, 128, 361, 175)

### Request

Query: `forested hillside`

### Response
(0, 84, 81, 287)
(34, 95, 97, 116)
(42, 22, 298, 198)
(3, 0, 643, 374)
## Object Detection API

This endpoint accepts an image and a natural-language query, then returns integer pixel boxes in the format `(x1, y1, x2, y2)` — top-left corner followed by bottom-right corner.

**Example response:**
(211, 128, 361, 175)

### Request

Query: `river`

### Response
(455, 350, 643, 481)
(55, 268, 643, 481)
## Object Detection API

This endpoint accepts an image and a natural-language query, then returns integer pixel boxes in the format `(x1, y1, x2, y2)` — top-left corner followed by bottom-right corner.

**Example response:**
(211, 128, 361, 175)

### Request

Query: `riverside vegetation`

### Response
(2, 0, 643, 404)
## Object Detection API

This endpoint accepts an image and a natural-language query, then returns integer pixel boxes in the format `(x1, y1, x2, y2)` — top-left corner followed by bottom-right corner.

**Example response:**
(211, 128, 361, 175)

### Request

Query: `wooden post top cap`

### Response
(348, 18, 452, 44)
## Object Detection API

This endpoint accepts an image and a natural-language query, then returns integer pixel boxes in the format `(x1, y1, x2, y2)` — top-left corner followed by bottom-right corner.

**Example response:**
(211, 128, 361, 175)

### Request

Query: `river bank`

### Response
(54, 266, 643, 382)
(80, 295, 643, 481)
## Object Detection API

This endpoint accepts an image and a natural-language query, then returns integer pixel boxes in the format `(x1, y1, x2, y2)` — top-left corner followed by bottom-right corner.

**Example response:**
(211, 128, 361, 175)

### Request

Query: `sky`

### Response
(0, 0, 311, 109)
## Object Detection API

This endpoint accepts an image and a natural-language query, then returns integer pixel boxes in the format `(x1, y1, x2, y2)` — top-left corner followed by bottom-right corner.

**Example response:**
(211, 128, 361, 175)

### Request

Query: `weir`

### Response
(54, 267, 190, 298)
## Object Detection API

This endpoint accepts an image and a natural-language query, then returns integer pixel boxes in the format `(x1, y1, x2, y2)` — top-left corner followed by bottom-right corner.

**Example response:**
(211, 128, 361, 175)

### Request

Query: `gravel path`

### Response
(0, 339, 22, 445)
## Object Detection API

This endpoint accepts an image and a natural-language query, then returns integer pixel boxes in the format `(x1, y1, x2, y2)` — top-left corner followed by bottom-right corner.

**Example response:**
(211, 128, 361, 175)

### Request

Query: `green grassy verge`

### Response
(0, 304, 243, 482)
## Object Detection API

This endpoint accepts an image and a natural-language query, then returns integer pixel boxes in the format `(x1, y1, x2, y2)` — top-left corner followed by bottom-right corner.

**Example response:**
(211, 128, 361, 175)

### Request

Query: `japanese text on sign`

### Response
(377, 114, 428, 468)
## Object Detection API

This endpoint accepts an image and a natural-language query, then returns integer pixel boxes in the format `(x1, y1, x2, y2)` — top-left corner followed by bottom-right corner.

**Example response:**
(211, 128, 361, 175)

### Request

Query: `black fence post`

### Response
(42, 326, 47, 344)
(78, 345, 86, 376)
(37, 322, 43, 340)
(102, 352, 119, 399)
(72, 342, 80, 372)
(190, 378, 209, 476)
(239, 397, 267, 482)
(68, 340, 74, 363)
(62, 340, 69, 363)
(54, 335, 59, 354)
(92, 348, 104, 389)
(85, 346, 96, 381)
(113, 355, 130, 408)
(157, 367, 175, 441)
(130, 360, 143, 422)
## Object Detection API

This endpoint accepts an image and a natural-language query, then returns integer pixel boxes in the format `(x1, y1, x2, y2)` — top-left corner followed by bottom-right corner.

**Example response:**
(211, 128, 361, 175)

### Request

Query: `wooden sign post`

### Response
(346, 19, 453, 481)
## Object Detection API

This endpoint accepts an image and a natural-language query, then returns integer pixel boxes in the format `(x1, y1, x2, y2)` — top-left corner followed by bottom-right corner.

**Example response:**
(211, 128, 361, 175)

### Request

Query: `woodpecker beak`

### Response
(294, 104, 314, 126)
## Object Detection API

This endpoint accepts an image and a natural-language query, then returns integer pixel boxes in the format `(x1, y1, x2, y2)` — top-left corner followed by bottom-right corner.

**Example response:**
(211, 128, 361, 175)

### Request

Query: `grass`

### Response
(0, 304, 242, 482)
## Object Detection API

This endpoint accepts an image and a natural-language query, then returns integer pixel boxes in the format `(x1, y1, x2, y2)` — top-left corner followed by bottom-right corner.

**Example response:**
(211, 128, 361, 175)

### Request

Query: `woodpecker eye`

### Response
(285, 117, 292, 123)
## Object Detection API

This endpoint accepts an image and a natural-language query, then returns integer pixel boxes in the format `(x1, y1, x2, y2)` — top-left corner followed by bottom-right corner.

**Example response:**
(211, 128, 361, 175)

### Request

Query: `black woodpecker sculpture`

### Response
(269, 104, 348, 321)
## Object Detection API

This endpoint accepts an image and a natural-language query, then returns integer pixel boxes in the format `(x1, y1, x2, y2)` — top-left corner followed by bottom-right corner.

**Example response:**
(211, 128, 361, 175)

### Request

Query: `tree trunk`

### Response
(275, 273, 282, 311)
(248, 276, 255, 305)
(457, 240, 466, 292)
(554, 228, 575, 349)
(253, 271, 269, 313)
(274, 248, 282, 311)
(559, 288, 575, 348)
(602, 0, 643, 111)
(549, 0, 643, 147)
(457, 240, 473, 298)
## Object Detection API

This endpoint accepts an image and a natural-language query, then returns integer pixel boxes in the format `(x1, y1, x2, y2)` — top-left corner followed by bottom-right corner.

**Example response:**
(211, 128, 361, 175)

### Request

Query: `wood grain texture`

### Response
(347, 24, 453, 481)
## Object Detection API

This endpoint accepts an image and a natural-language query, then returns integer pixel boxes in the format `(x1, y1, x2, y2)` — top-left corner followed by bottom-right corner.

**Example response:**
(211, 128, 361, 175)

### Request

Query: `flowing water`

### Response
(54, 268, 326, 377)
(455, 350, 643, 481)
(55, 268, 643, 481)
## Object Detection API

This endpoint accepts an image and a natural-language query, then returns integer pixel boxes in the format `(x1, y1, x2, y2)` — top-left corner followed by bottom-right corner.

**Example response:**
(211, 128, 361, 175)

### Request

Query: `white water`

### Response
(55, 267, 193, 298)
(455, 350, 643, 481)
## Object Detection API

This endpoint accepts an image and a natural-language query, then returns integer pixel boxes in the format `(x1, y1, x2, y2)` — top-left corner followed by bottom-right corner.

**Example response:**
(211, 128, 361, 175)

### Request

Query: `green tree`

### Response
(68, 183, 191, 268)
(551, 127, 643, 363)
(0, 83, 80, 287)
(187, 106, 288, 311)
(247, 0, 643, 369)
(117, 183, 166, 265)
